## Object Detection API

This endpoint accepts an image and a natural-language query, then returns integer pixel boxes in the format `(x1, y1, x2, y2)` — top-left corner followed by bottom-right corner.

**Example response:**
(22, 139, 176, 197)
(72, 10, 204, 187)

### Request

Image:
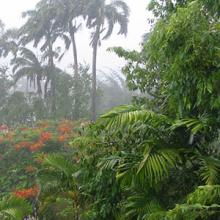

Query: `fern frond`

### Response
(98, 155, 121, 171)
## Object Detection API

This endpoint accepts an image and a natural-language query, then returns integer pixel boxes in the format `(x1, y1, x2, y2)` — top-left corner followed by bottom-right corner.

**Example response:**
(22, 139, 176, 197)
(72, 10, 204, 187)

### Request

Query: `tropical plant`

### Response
(37, 154, 80, 219)
(85, 0, 130, 120)
(12, 47, 45, 96)
(20, 1, 71, 115)
(0, 196, 32, 220)
(42, 0, 86, 119)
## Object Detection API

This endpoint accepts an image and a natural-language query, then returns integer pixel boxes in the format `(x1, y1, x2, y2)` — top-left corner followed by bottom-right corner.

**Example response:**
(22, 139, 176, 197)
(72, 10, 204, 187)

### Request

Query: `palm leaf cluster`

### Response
(69, 104, 220, 219)
(0, 197, 31, 220)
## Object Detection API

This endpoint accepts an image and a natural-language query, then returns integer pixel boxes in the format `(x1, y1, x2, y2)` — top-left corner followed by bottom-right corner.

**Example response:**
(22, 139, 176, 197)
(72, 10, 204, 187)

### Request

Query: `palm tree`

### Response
(12, 47, 44, 96)
(50, 0, 85, 74)
(85, 0, 130, 121)
(20, 1, 70, 116)
(49, 0, 86, 119)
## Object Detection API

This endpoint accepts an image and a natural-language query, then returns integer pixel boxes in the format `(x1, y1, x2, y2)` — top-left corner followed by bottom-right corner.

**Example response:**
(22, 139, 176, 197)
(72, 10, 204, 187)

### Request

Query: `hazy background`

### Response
(0, 0, 150, 73)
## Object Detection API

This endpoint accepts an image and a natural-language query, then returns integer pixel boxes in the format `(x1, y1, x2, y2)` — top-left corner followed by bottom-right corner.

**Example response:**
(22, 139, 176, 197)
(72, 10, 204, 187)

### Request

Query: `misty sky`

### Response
(0, 0, 150, 74)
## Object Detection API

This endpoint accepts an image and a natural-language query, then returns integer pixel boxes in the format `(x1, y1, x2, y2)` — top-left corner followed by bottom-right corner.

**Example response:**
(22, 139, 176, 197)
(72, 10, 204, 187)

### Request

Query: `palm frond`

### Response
(59, 33, 71, 50)
(159, 185, 220, 220)
(137, 144, 181, 185)
(38, 154, 77, 198)
(187, 185, 220, 205)
(122, 188, 164, 220)
(19, 47, 40, 65)
(166, 203, 220, 220)
(199, 156, 220, 185)
(171, 115, 212, 135)
(111, 0, 130, 17)
(13, 67, 35, 83)
(43, 154, 74, 178)
(0, 196, 32, 220)
(100, 105, 169, 129)
(70, 136, 99, 148)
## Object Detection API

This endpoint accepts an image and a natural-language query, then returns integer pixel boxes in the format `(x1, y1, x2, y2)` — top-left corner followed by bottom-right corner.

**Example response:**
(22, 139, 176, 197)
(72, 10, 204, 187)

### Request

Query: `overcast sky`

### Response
(0, 0, 150, 74)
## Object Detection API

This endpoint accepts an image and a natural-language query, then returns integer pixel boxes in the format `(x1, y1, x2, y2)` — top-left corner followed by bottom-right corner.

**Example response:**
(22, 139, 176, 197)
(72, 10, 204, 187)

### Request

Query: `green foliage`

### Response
(113, 0, 220, 120)
(37, 154, 77, 219)
(137, 145, 180, 185)
(1, 0, 220, 219)
(0, 66, 11, 111)
(162, 185, 220, 219)
(0, 92, 33, 127)
(11, 47, 45, 96)
(198, 157, 220, 185)
(85, 0, 130, 46)
(0, 196, 32, 220)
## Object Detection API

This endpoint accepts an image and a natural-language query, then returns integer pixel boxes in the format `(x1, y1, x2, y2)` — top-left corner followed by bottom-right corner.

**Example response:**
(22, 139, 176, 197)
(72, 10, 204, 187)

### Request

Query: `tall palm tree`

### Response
(20, 1, 70, 116)
(85, 0, 130, 121)
(50, 0, 85, 74)
(49, 0, 86, 119)
(11, 47, 45, 96)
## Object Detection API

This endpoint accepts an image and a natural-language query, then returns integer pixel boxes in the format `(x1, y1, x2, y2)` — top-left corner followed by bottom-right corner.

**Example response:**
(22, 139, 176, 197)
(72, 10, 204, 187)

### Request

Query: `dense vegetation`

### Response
(0, 0, 220, 219)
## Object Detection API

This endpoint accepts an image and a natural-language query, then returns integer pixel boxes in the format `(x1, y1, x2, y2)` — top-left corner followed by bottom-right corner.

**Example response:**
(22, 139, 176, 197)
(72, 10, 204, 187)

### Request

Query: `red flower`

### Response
(58, 135, 67, 142)
(14, 186, 39, 199)
(58, 121, 72, 134)
(40, 132, 52, 142)
(29, 141, 44, 152)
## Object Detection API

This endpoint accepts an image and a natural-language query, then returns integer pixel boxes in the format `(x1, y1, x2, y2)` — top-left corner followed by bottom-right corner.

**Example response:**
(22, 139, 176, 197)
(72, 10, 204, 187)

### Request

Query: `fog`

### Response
(0, 0, 150, 72)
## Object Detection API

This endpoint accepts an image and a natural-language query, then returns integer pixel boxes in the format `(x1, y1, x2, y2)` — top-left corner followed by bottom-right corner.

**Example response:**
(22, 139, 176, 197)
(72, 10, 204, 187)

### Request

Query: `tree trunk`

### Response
(48, 42, 56, 118)
(36, 75, 42, 97)
(69, 23, 80, 120)
(91, 21, 101, 122)
(91, 39, 98, 121)
(44, 77, 49, 99)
